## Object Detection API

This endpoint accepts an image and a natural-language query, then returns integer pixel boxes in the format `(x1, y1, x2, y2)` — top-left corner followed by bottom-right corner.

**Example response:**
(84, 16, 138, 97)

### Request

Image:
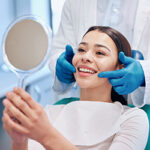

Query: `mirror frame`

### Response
(2, 15, 52, 75)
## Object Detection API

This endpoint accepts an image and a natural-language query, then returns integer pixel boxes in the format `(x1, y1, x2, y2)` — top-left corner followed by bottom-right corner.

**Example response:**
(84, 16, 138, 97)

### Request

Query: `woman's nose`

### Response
(81, 51, 93, 63)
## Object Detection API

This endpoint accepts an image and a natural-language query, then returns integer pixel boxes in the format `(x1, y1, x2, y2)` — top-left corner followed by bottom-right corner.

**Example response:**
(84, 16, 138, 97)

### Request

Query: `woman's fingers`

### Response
(13, 87, 39, 109)
(5, 89, 44, 126)
(3, 88, 51, 142)
(2, 109, 28, 135)
(3, 99, 32, 128)
(6, 92, 34, 119)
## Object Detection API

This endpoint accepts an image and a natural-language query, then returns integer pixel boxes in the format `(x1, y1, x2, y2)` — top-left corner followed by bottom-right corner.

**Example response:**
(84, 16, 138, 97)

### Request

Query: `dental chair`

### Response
(54, 50, 150, 149)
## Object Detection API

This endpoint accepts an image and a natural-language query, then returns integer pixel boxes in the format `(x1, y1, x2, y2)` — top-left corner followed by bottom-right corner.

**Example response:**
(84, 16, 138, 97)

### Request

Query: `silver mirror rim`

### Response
(2, 15, 52, 75)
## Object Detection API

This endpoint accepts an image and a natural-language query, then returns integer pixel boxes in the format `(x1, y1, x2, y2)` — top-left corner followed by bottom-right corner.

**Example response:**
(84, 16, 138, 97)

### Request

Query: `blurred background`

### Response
(0, 0, 65, 149)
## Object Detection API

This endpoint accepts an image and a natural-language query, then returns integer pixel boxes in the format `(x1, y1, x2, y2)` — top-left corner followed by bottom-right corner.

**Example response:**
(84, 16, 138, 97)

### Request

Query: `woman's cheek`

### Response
(96, 58, 116, 72)
(72, 55, 77, 67)
(72, 54, 81, 67)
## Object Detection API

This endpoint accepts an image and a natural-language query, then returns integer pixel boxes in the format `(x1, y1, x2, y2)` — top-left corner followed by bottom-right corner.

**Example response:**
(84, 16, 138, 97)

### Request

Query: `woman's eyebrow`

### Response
(95, 44, 111, 52)
(79, 42, 111, 52)
(79, 42, 88, 46)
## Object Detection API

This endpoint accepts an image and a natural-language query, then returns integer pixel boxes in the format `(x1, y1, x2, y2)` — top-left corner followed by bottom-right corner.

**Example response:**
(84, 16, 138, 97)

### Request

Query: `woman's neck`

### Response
(80, 83, 112, 103)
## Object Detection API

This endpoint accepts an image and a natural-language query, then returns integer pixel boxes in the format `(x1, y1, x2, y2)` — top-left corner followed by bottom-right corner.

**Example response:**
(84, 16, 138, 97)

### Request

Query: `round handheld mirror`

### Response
(2, 16, 52, 89)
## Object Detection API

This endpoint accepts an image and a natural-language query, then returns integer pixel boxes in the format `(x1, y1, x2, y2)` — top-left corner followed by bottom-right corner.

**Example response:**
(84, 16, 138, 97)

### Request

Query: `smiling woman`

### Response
(2, 26, 149, 150)
(73, 26, 131, 104)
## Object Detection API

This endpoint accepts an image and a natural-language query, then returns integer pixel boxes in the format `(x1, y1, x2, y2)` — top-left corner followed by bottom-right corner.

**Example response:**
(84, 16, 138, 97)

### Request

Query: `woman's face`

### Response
(73, 30, 121, 89)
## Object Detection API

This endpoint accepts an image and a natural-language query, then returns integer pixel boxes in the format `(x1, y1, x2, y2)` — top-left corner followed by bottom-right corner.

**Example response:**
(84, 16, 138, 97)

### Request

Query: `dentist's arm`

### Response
(49, 0, 77, 94)
(49, 0, 76, 74)
(98, 52, 145, 95)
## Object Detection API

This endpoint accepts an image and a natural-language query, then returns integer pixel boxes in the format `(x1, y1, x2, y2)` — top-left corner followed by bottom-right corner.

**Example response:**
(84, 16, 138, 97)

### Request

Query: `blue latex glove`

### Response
(56, 45, 76, 84)
(98, 52, 145, 95)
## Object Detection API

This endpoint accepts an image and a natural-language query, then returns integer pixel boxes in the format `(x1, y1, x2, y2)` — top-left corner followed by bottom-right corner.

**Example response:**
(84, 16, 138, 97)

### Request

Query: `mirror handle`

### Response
(17, 74, 28, 90)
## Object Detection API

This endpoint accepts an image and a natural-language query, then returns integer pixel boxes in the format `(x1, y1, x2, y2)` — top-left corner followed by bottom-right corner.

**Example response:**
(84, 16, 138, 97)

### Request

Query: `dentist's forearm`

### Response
(41, 127, 78, 150)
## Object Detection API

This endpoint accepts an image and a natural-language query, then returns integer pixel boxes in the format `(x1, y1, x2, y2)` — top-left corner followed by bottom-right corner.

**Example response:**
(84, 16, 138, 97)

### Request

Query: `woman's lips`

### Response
(77, 65, 97, 77)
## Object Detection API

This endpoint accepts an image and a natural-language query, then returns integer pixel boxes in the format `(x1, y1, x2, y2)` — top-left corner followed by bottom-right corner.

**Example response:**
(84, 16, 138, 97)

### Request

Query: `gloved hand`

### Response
(98, 52, 145, 95)
(56, 45, 76, 84)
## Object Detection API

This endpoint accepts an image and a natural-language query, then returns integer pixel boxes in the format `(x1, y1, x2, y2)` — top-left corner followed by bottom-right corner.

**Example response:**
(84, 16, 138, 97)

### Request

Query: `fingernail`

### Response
(6, 92, 11, 97)
(14, 87, 18, 91)
(3, 99, 7, 105)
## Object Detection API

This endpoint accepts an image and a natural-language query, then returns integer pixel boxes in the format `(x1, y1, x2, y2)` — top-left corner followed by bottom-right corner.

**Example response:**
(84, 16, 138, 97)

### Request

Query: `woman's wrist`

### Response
(40, 127, 60, 149)
(12, 139, 28, 150)
(40, 127, 78, 150)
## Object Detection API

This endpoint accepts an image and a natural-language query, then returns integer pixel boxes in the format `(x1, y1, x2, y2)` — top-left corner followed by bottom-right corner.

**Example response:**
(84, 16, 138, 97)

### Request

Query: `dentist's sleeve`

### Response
(49, 0, 76, 93)
(131, 59, 150, 107)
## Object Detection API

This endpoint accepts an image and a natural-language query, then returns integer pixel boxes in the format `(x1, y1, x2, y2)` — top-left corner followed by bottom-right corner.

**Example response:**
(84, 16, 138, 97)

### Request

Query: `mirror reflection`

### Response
(5, 19, 49, 70)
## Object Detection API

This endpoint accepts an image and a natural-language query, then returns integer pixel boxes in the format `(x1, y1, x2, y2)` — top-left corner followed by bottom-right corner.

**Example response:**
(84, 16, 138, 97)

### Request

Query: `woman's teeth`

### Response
(78, 68, 96, 74)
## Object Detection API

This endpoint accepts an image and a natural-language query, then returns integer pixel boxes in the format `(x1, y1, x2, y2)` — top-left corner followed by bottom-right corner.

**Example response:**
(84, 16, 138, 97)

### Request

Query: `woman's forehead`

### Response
(83, 31, 112, 44)
(81, 31, 117, 52)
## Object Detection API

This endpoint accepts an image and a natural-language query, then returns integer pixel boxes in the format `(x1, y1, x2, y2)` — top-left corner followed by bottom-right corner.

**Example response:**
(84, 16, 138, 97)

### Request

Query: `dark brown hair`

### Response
(83, 26, 132, 105)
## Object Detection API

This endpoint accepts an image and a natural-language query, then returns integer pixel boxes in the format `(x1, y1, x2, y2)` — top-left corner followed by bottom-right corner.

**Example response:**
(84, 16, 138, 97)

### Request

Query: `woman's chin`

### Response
(76, 79, 95, 89)
(75, 77, 107, 89)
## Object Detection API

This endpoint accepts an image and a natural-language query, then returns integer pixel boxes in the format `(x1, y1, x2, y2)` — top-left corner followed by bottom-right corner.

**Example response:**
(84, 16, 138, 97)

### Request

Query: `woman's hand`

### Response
(3, 87, 79, 150)
(2, 108, 27, 145)
(2, 87, 54, 144)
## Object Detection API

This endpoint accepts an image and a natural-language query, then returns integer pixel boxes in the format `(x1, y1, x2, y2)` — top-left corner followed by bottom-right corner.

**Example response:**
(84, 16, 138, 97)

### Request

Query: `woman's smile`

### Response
(77, 65, 97, 77)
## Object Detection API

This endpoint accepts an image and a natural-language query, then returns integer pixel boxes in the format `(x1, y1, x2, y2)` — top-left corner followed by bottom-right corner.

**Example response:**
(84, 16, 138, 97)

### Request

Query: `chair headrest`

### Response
(132, 50, 144, 60)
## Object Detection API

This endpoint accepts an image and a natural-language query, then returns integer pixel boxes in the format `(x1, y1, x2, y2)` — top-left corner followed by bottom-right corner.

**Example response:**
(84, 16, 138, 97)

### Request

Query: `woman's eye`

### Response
(96, 51, 105, 55)
(77, 48, 85, 52)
